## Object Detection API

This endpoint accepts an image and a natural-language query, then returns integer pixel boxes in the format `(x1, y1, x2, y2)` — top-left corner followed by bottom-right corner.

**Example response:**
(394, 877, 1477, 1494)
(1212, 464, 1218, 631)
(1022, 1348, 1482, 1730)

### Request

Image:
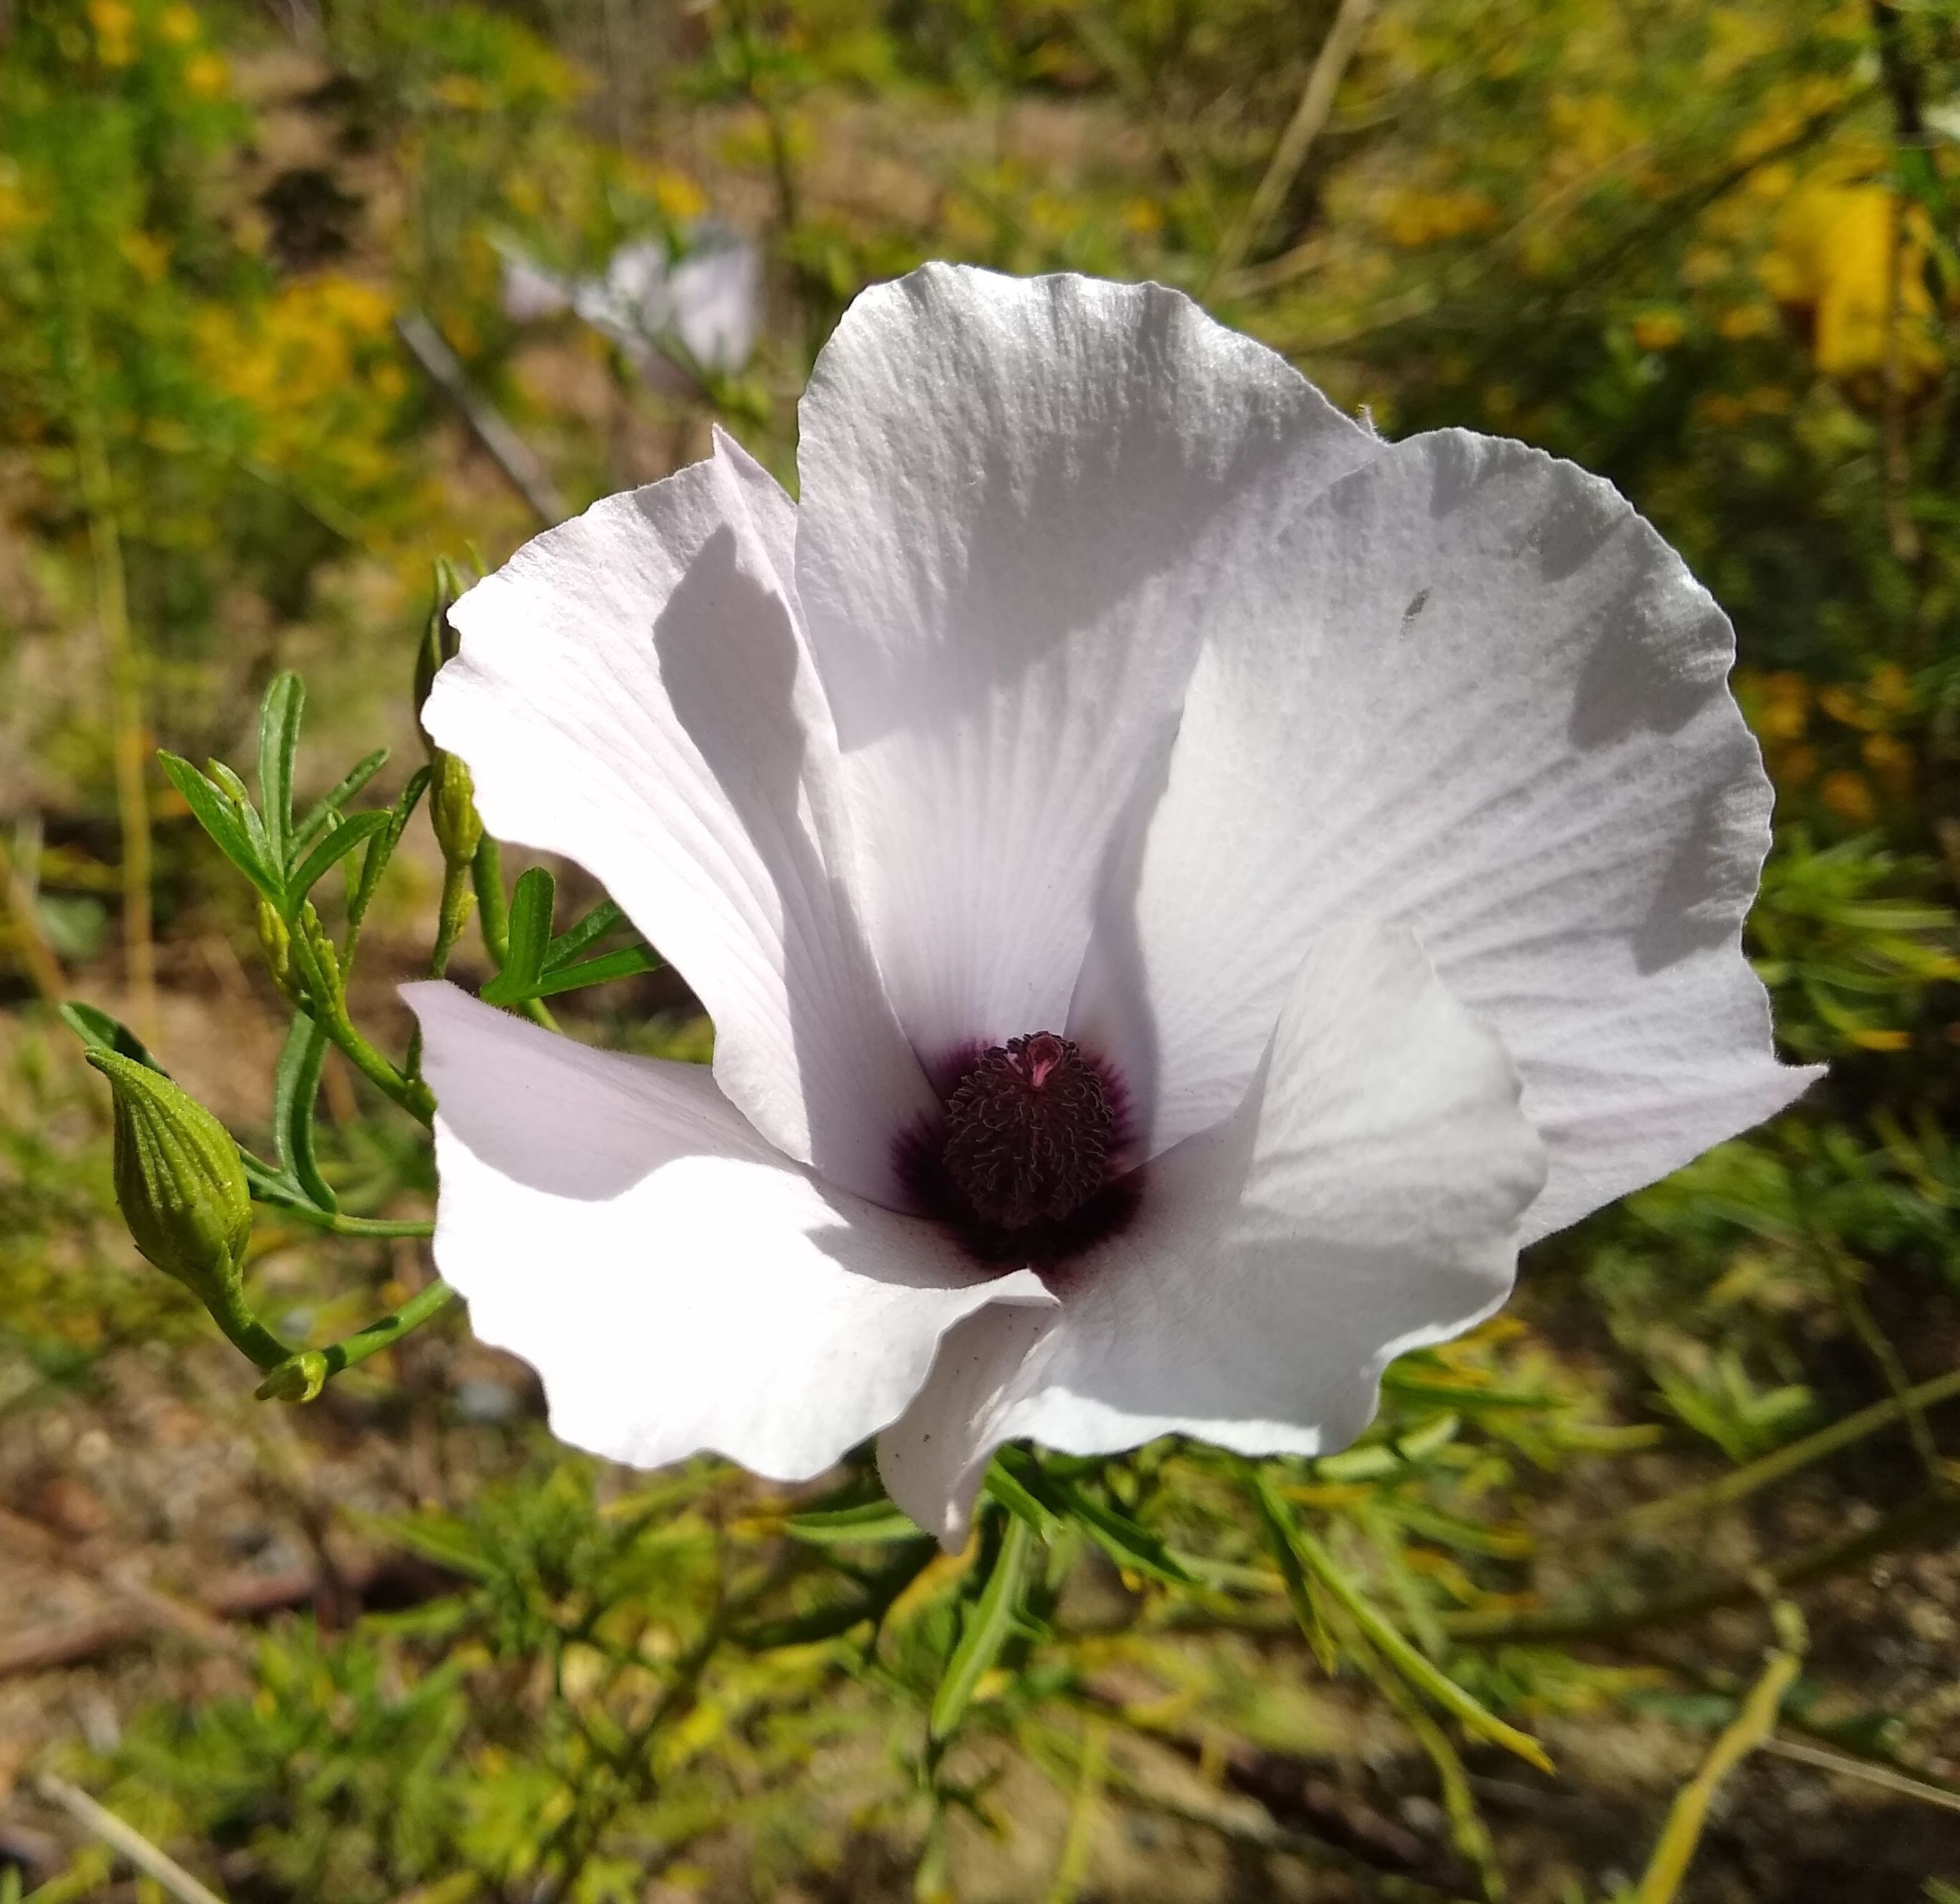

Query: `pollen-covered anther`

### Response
(940, 1033, 1115, 1231)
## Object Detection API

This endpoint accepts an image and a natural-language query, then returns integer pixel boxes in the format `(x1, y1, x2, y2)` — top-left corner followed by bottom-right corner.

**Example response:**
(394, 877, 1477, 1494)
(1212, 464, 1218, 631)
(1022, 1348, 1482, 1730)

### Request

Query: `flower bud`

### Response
(429, 748, 483, 868)
(295, 901, 344, 1012)
(414, 558, 462, 757)
(256, 896, 298, 1004)
(87, 1050, 252, 1306)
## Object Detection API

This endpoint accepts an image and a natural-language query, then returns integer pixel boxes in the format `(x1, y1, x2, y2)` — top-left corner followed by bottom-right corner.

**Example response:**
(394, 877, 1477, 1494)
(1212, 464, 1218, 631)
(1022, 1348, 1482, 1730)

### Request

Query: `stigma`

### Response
(940, 1033, 1115, 1231)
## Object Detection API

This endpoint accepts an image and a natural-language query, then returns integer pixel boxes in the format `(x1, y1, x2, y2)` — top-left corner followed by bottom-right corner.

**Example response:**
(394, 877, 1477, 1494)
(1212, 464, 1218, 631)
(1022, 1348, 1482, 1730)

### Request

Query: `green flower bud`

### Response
(415, 558, 462, 758)
(430, 748, 483, 868)
(296, 900, 343, 1006)
(256, 896, 298, 1004)
(87, 1050, 252, 1304)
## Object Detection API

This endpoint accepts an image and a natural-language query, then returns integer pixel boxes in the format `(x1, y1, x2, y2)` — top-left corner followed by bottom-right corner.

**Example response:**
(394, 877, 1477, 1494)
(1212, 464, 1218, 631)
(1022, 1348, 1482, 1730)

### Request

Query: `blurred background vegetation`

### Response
(4, 0, 1960, 1899)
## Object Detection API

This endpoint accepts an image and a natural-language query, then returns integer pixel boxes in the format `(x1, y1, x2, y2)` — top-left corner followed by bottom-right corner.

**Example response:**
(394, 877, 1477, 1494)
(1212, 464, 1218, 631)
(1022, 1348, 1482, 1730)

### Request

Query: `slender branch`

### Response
(34, 1774, 228, 1904)
(1586, 1363, 1960, 1543)
(1444, 1488, 1960, 1646)
(1826, 1254, 1941, 1478)
(1205, 0, 1379, 293)
(1761, 1734, 1960, 1815)
(396, 311, 564, 526)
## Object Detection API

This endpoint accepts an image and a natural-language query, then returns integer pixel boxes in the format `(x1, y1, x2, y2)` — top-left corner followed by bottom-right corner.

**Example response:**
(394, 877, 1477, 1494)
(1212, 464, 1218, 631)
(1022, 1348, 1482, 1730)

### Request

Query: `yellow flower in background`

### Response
(195, 275, 403, 510)
(185, 51, 228, 97)
(1819, 770, 1876, 825)
(159, 4, 199, 44)
(1862, 732, 1913, 799)
(89, 0, 135, 66)
(1759, 174, 1943, 384)
(1375, 186, 1498, 248)
(432, 74, 488, 112)
(643, 164, 708, 224)
(1632, 310, 1686, 351)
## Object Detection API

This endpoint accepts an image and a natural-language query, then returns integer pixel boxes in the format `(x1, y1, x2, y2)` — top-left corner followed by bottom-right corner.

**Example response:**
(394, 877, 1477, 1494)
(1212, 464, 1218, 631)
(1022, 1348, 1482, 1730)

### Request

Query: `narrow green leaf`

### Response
(159, 751, 283, 905)
(359, 1510, 496, 1583)
(292, 747, 390, 857)
(272, 1013, 337, 1212)
(541, 898, 628, 971)
(1248, 1466, 1554, 1775)
(221, 768, 275, 871)
(785, 1501, 928, 1545)
(59, 1001, 165, 1072)
(513, 943, 663, 1001)
(284, 810, 391, 913)
(982, 1459, 1064, 1539)
(504, 866, 555, 983)
(1049, 1478, 1195, 1587)
(258, 670, 305, 868)
(931, 1515, 1035, 1741)
(350, 766, 430, 931)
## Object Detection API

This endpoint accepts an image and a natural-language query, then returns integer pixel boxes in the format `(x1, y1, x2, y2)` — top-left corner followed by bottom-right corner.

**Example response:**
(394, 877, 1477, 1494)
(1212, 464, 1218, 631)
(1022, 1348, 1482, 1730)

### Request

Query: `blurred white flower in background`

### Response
(498, 221, 762, 387)
(409, 264, 1818, 1543)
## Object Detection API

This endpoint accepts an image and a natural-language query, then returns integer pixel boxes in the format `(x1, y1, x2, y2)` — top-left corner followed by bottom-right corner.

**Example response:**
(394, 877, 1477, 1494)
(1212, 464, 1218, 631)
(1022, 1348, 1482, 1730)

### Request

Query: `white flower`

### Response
(411, 264, 1819, 1544)
(499, 223, 763, 386)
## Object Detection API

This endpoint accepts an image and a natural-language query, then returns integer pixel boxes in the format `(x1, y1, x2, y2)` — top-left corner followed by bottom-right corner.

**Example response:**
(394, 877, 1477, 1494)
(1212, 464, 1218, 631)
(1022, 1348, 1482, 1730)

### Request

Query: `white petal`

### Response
(669, 226, 763, 374)
(880, 919, 1545, 1544)
(1072, 427, 1819, 1236)
(794, 263, 1380, 1066)
(428, 429, 935, 1206)
(501, 249, 574, 324)
(408, 983, 1052, 1480)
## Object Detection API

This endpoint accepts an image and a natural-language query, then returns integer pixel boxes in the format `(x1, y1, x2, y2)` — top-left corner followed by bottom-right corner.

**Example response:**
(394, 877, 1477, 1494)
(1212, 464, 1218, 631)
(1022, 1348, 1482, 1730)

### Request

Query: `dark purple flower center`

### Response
(940, 1032, 1115, 1232)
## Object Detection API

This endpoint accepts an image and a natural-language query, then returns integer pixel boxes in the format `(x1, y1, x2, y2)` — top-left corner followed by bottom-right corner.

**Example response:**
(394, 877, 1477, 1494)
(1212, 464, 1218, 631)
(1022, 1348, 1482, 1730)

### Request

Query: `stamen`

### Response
(940, 1032, 1114, 1231)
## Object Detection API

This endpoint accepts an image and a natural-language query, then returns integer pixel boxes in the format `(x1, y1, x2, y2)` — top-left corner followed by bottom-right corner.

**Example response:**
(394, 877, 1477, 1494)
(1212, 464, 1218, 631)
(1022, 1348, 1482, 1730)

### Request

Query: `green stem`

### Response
(263, 1204, 435, 1241)
(1633, 1625, 1804, 1904)
(204, 1276, 296, 1373)
(1245, 1463, 1552, 1774)
(471, 836, 510, 963)
(1444, 1488, 1960, 1646)
(256, 1280, 458, 1402)
(288, 914, 435, 1123)
(327, 1003, 436, 1124)
(1591, 1363, 1960, 1543)
(1826, 1253, 1941, 1479)
(429, 858, 473, 980)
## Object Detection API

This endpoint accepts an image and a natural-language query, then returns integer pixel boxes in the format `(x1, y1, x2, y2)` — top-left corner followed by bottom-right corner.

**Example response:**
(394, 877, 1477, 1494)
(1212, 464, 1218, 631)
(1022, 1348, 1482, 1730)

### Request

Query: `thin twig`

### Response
(1584, 1362, 1960, 1543)
(1443, 1488, 1960, 1646)
(1205, 0, 1379, 293)
(1824, 1254, 1941, 1479)
(1761, 1734, 1960, 1815)
(396, 312, 564, 526)
(34, 1773, 228, 1904)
